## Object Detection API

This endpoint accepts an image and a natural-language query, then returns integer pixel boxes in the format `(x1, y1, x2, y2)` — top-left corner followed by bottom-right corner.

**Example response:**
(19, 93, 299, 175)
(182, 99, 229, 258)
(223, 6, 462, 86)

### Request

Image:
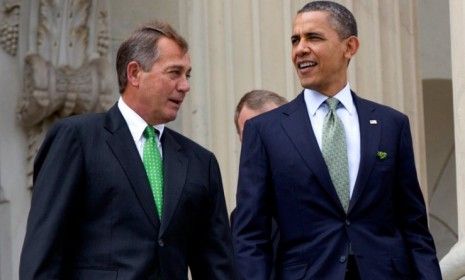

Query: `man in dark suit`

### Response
(234, 90, 288, 142)
(231, 90, 287, 280)
(233, 1, 441, 279)
(19, 21, 234, 280)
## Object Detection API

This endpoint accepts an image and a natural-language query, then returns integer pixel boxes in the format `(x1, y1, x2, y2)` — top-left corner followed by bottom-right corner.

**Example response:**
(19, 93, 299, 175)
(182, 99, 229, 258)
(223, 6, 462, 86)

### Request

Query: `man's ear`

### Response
(127, 61, 142, 88)
(344, 35, 359, 60)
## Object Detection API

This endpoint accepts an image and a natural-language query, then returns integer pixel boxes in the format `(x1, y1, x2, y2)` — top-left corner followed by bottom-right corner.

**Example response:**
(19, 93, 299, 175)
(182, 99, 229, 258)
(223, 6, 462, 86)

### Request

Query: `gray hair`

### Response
(116, 20, 189, 93)
(234, 90, 288, 134)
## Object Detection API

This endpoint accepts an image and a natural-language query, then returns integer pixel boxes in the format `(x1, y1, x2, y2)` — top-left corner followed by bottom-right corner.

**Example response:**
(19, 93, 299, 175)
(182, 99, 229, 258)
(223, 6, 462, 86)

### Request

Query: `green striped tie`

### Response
(322, 98, 350, 212)
(143, 126, 164, 218)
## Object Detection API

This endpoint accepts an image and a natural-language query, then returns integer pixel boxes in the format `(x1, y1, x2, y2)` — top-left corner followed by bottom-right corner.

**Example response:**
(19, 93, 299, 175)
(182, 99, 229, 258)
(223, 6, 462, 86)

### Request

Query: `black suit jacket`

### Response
(20, 104, 234, 280)
(233, 92, 441, 279)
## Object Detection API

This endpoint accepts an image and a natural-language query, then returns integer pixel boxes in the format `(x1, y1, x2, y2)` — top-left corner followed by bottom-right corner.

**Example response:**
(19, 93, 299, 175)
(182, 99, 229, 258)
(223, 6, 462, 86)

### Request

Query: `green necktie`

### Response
(143, 126, 164, 218)
(322, 98, 350, 212)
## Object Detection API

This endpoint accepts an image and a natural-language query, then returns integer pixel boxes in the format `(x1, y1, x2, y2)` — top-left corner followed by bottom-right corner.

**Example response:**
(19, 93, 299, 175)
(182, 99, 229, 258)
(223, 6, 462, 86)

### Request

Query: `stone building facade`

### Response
(0, 0, 463, 279)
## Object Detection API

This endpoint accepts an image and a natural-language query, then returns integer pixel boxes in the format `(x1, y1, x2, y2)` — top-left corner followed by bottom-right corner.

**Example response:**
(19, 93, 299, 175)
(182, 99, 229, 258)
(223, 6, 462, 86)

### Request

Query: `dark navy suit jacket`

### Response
(233, 92, 441, 280)
(231, 208, 279, 280)
(20, 104, 234, 280)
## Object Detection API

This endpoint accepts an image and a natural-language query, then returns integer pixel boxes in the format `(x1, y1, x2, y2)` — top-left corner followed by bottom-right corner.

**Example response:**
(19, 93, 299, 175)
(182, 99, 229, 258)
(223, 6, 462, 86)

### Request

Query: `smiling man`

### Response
(233, 1, 441, 279)
(20, 21, 234, 280)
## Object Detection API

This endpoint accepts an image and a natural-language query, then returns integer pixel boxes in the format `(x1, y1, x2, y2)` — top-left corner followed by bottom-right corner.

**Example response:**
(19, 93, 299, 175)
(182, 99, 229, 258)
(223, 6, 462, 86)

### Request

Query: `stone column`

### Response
(440, 0, 465, 279)
(178, 0, 300, 210)
(351, 0, 428, 198)
(0, 1, 27, 279)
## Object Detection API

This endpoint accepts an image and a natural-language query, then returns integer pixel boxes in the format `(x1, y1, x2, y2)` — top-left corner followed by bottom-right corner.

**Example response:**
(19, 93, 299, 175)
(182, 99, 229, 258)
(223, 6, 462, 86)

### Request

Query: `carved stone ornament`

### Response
(17, 0, 113, 188)
(18, 54, 113, 125)
(0, 0, 20, 56)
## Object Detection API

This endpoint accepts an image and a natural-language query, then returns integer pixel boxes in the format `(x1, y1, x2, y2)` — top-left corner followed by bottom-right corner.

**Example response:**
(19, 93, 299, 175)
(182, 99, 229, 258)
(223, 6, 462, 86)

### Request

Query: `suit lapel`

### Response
(348, 94, 380, 212)
(159, 129, 188, 236)
(281, 93, 343, 208)
(104, 105, 160, 230)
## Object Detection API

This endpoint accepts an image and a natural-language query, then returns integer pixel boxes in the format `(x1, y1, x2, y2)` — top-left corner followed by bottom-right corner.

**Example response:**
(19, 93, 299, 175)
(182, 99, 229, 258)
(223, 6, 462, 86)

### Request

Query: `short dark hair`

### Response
(234, 90, 288, 134)
(298, 1, 357, 39)
(116, 20, 189, 93)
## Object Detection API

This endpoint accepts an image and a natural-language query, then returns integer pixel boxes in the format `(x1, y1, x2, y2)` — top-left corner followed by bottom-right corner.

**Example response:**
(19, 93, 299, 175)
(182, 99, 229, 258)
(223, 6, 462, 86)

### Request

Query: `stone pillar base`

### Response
(440, 241, 465, 279)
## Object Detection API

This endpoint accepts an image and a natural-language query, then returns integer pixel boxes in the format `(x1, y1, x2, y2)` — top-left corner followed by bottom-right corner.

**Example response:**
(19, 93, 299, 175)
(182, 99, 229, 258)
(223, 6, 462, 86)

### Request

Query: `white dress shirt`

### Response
(118, 97, 164, 158)
(304, 84, 360, 197)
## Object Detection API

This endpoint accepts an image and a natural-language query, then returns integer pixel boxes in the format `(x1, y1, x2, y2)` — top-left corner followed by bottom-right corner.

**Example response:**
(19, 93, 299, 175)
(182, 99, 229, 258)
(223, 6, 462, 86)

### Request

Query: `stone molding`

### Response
(16, 0, 113, 187)
(0, 0, 19, 56)
(440, 241, 465, 279)
(18, 54, 113, 126)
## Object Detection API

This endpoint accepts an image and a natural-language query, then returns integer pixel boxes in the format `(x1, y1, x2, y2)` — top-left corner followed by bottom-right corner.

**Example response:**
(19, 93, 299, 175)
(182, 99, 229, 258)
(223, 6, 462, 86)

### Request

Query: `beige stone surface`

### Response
(440, 0, 465, 278)
(423, 79, 457, 260)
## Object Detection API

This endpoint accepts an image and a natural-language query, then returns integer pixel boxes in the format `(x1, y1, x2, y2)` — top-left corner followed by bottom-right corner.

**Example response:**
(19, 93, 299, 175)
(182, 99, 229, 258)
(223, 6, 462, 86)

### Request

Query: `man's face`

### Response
(237, 103, 278, 141)
(132, 37, 191, 125)
(291, 11, 356, 96)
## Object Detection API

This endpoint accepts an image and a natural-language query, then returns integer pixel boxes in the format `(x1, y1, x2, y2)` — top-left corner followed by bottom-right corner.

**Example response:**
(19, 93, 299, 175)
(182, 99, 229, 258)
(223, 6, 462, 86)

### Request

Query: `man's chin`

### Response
(298, 76, 315, 88)
(164, 111, 179, 123)
(300, 82, 315, 90)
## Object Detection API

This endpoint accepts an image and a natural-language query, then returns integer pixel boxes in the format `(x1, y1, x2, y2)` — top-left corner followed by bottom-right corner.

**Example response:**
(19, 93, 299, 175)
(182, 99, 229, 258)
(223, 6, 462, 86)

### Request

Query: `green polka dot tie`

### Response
(143, 126, 164, 218)
(322, 98, 350, 212)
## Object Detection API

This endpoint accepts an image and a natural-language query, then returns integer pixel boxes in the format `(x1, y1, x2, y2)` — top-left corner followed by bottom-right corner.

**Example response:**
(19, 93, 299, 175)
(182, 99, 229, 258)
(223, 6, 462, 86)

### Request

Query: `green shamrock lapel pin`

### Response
(377, 151, 388, 160)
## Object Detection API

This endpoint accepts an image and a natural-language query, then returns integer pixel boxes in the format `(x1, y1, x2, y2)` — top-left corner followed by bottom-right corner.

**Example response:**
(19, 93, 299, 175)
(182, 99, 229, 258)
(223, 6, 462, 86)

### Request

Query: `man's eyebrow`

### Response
(165, 65, 192, 73)
(166, 64, 189, 69)
(304, 31, 323, 37)
(291, 31, 322, 37)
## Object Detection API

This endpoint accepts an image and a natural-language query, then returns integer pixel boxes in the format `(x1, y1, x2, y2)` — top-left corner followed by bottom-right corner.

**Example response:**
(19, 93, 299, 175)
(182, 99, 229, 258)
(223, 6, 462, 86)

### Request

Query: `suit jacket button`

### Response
(339, 256, 347, 263)
(158, 239, 164, 247)
(345, 219, 350, 226)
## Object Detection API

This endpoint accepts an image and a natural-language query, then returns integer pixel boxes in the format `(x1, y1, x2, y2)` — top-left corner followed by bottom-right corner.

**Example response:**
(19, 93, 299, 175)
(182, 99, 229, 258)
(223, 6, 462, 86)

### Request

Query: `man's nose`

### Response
(295, 40, 310, 56)
(178, 76, 190, 93)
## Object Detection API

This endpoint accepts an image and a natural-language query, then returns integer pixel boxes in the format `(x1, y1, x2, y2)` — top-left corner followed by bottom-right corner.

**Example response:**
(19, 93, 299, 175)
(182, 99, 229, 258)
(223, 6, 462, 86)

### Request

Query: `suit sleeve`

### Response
(233, 120, 273, 280)
(189, 154, 236, 279)
(395, 117, 442, 279)
(19, 121, 84, 280)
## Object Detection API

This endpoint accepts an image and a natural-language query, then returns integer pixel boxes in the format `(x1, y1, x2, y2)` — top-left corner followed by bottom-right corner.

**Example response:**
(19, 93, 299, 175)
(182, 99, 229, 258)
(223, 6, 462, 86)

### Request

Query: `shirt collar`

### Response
(117, 97, 165, 142)
(304, 83, 355, 115)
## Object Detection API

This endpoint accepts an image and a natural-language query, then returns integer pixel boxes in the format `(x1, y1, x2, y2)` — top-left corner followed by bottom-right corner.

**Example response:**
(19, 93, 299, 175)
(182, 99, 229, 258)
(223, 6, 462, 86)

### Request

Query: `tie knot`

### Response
(326, 97, 340, 111)
(144, 126, 157, 140)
